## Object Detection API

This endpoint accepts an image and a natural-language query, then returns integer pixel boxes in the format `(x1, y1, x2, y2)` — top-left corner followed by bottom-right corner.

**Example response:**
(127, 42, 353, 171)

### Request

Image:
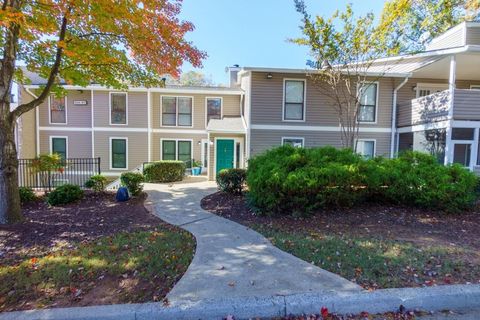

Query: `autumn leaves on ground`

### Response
(0, 193, 194, 312)
(202, 192, 480, 290)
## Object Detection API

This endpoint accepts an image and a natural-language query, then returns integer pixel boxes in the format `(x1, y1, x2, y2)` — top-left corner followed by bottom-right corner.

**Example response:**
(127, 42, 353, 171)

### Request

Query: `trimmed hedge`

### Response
(247, 146, 478, 216)
(216, 168, 247, 194)
(85, 174, 108, 192)
(47, 184, 84, 206)
(120, 172, 144, 196)
(143, 161, 185, 183)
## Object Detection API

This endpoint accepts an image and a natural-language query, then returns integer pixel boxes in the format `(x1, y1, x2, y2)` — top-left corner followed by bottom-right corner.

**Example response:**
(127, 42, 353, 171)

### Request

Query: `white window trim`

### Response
(160, 138, 194, 162)
(200, 138, 209, 168)
(109, 92, 128, 126)
(415, 83, 449, 98)
(281, 137, 305, 147)
(357, 81, 379, 124)
(282, 78, 307, 122)
(355, 139, 377, 157)
(48, 95, 68, 125)
(160, 95, 195, 128)
(49, 136, 68, 158)
(205, 96, 223, 128)
(109, 137, 128, 170)
(213, 137, 244, 179)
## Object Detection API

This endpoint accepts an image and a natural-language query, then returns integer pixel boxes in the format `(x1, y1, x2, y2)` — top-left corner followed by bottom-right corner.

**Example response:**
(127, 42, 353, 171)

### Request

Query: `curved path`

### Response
(144, 181, 361, 304)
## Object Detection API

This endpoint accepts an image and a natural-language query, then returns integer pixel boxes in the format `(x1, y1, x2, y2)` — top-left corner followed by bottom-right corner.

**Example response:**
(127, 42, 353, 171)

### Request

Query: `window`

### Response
(356, 140, 375, 159)
(111, 138, 127, 169)
(471, 85, 480, 90)
(282, 137, 304, 148)
(51, 137, 67, 159)
(161, 96, 193, 127)
(453, 144, 471, 167)
(206, 97, 222, 125)
(50, 95, 66, 124)
(452, 128, 474, 140)
(162, 140, 192, 166)
(358, 83, 378, 122)
(110, 93, 127, 125)
(283, 80, 305, 121)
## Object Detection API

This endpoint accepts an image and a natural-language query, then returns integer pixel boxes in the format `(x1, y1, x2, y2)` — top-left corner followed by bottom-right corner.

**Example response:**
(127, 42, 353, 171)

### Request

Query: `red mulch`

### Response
(0, 192, 159, 265)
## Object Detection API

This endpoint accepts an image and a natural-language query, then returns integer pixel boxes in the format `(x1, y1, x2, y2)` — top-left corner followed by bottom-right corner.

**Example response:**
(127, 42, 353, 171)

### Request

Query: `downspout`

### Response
(390, 76, 410, 158)
(25, 87, 40, 156)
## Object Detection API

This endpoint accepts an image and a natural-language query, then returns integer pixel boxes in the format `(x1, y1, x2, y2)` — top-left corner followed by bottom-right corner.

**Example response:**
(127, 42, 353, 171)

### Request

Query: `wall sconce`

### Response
(266, 73, 273, 79)
(78, 90, 84, 94)
(412, 86, 417, 92)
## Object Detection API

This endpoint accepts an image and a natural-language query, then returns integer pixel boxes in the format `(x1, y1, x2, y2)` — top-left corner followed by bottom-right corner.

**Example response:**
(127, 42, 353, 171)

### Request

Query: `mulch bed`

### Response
(0, 192, 159, 265)
(201, 192, 480, 257)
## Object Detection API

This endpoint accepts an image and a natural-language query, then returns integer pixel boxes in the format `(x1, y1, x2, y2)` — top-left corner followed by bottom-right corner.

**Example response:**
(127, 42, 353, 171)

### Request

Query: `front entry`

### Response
(216, 139, 234, 174)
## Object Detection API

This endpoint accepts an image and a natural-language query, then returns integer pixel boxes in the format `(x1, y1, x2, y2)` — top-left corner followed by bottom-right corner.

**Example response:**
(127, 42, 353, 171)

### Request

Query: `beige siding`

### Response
(466, 25, 480, 46)
(17, 88, 37, 158)
(151, 92, 241, 130)
(453, 89, 480, 120)
(39, 131, 92, 158)
(250, 72, 394, 128)
(38, 90, 92, 127)
(151, 132, 206, 162)
(93, 91, 148, 128)
(250, 129, 391, 158)
(94, 131, 148, 173)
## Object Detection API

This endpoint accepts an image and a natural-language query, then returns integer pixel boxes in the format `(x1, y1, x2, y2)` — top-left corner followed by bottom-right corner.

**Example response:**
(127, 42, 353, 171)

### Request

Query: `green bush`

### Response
(143, 161, 185, 183)
(216, 168, 247, 194)
(47, 184, 84, 206)
(84, 174, 108, 192)
(120, 172, 144, 196)
(19, 187, 36, 204)
(247, 146, 478, 216)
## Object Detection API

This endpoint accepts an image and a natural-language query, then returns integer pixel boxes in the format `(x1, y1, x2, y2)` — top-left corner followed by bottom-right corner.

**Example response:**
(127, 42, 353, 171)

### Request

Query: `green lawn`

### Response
(255, 225, 477, 289)
(0, 229, 194, 311)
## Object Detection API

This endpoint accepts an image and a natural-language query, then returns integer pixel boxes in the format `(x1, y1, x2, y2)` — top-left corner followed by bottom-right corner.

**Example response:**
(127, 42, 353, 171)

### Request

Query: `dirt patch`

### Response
(0, 192, 157, 265)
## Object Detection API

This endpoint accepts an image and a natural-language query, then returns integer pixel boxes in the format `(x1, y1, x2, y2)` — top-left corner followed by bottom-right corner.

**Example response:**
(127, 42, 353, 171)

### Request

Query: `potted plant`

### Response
(191, 159, 202, 176)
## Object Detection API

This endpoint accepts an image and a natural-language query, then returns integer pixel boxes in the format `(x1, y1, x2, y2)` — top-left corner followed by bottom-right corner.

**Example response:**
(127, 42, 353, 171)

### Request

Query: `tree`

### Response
(166, 71, 215, 86)
(380, 0, 480, 53)
(291, 1, 403, 149)
(0, 0, 205, 224)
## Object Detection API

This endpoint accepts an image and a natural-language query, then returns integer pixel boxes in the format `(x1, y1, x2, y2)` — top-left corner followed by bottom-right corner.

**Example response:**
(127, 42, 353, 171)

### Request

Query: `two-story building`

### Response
(15, 21, 480, 180)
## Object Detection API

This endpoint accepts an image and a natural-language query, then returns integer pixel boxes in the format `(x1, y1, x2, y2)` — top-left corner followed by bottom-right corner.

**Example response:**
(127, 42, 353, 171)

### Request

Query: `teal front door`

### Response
(216, 139, 234, 173)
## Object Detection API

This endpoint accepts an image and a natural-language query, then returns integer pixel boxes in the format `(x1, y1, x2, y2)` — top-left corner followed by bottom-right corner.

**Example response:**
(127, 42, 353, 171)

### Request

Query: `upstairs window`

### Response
(358, 83, 378, 123)
(49, 95, 66, 124)
(206, 97, 222, 125)
(356, 140, 375, 159)
(110, 93, 127, 125)
(162, 96, 193, 127)
(283, 80, 305, 121)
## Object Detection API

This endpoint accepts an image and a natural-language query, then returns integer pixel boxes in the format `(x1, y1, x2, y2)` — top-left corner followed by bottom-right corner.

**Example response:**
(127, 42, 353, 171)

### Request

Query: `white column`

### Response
(448, 55, 456, 119)
(147, 89, 152, 163)
(472, 128, 479, 170)
(444, 124, 453, 165)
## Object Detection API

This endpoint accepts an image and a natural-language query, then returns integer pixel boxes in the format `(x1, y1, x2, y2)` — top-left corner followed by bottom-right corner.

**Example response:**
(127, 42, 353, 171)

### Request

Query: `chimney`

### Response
(228, 65, 241, 88)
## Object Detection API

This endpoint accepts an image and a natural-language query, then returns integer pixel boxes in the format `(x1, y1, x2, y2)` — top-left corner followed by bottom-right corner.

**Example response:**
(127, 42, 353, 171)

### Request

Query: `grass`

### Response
(255, 224, 476, 289)
(0, 228, 195, 311)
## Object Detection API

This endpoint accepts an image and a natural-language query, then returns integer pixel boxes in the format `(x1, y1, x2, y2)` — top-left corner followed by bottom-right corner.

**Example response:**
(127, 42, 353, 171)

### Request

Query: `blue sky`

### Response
(179, 0, 386, 85)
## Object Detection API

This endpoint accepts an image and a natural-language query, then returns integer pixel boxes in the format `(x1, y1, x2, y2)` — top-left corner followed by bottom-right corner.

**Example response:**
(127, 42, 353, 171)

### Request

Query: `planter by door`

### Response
(216, 139, 234, 174)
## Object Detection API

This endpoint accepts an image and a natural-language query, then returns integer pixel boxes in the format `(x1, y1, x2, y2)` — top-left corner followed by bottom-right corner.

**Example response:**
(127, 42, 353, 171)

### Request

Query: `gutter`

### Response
(25, 87, 40, 156)
(390, 77, 410, 158)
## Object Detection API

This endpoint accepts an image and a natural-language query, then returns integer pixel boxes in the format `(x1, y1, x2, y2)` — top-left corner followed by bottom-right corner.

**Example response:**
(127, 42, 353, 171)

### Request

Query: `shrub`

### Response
(247, 146, 478, 216)
(19, 187, 36, 203)
(120, 172, 144, 196)
(84, 174, 108, 192)
(216, 168, 247, 194)
(47, 184, 84, 206)
(143, 161, 185, 183)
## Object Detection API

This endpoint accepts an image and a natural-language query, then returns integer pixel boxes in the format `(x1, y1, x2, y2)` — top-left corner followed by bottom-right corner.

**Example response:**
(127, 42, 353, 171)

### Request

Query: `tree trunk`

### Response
(0, 105, 22, 224)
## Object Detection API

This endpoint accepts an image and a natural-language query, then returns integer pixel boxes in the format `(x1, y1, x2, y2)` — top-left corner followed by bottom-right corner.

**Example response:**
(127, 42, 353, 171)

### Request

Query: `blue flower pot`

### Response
(192, 167, 201, 176)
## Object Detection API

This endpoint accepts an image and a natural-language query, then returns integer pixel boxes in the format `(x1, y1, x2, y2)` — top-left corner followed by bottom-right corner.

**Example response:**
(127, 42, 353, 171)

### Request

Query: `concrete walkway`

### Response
(144, 181, 361, 304)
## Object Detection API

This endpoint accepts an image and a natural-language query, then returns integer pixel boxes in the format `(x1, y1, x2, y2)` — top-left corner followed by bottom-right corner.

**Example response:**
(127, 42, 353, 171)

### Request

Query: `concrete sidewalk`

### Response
(143, 181, 361, 304)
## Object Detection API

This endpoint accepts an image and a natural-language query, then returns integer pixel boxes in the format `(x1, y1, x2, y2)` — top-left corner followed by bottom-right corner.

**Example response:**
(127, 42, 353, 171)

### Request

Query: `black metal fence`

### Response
(18, 158, 101, 190)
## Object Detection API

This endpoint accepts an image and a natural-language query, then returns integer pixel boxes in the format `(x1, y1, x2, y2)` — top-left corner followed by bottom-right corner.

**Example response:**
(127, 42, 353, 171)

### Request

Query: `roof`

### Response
(206, 117, 246, 133)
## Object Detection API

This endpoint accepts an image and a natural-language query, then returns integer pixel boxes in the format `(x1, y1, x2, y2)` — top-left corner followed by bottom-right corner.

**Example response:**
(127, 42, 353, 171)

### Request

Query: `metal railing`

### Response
(18, 157, 101, 191)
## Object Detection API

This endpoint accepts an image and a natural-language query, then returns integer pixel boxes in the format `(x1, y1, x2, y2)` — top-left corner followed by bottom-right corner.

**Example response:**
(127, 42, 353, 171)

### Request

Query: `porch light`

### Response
(266, 73, 273, 79)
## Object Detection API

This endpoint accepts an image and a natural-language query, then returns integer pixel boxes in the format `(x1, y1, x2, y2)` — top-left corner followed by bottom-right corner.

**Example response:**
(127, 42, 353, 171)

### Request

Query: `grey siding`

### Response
(39, 131, 92, 158)
(466, 25, 480, 45)
(250, 72, 394, 128)
(250, 129, 391, 157)
(38, 90, 92, 127)
(93, 91, 148, 128)
(453, 89, 480, 120)
(427, 27, 465, 50)
(397, 90, 450, 127)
